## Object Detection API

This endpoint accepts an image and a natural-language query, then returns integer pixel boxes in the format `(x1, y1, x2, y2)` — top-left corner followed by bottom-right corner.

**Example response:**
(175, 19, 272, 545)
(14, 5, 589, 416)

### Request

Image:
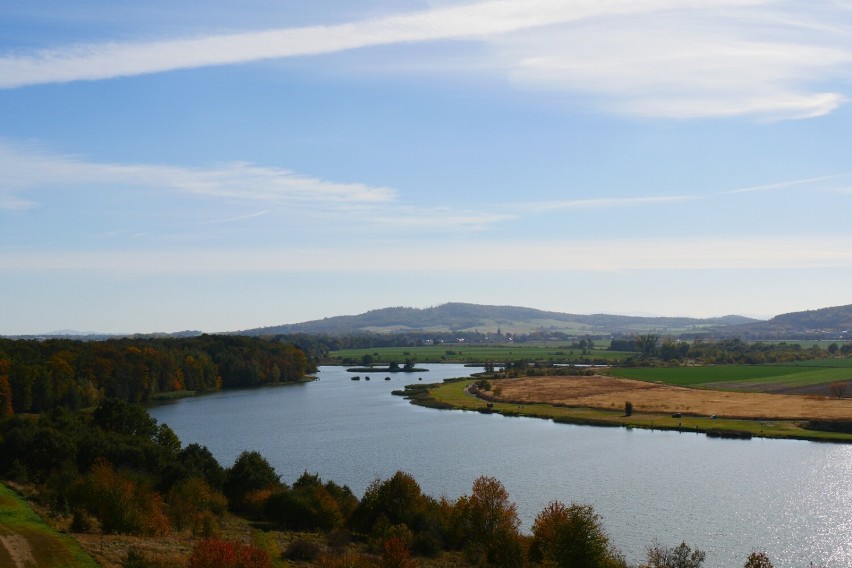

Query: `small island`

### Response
(347, 359, 428, 373)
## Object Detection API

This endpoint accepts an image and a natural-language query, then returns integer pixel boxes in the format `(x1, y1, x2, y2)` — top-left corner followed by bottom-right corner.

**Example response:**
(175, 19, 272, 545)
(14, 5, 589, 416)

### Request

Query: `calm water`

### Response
(148, 365, 852, 567)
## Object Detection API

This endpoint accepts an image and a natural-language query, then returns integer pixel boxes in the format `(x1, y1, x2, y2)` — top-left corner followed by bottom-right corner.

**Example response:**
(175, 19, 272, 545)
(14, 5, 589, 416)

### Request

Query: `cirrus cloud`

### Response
(1, 0, 849, 120)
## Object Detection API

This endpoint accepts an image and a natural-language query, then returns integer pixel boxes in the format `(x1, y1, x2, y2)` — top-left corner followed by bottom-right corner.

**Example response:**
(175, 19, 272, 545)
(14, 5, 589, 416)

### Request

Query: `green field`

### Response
(0, 483, 99, 568)
(604, 364, 851, 391)
(326, 343, 633, 365)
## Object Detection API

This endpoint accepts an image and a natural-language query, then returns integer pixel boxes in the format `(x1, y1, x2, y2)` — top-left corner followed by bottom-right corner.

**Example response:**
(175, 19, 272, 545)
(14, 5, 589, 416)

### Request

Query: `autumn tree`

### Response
(645, 541, 706, 568)
(452, 475, 525, 567)
(0, 356, 13, 418)
(223, 451, 280, 512)
(265, 472, 351, 532)
(531, 501, 626, 568)
(167, 476, 227, 535)
(71, 458, 170, 535)
(744, 551, 773, 568)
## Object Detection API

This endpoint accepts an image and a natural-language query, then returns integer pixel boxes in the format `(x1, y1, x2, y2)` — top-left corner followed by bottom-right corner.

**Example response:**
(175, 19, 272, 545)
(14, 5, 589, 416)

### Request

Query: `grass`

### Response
(326, 343, 634, 365)
(604, 365, 851, 390)
(418, 379, 852, 443)
(0, 482, 99, 568)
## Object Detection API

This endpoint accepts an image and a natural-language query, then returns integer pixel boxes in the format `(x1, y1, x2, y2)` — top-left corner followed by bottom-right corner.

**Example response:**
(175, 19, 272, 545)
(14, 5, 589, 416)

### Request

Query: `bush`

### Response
(285, 538, 323, 561)
(188, 539, 271, 568)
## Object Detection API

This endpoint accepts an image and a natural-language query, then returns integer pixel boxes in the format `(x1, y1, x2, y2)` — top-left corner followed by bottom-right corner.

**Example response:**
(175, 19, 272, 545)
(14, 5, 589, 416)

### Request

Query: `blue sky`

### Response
(2, 0, 852, 334)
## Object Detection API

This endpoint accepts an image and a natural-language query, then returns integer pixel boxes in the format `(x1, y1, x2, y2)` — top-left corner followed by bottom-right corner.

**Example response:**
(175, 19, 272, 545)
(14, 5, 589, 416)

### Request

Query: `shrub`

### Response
(188, 539, 271, 568)
(285, 538, 323, 561)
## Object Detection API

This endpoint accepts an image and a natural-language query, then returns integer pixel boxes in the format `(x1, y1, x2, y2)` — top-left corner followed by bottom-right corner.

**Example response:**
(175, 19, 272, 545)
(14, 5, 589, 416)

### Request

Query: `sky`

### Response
(2, 0, 852, 335)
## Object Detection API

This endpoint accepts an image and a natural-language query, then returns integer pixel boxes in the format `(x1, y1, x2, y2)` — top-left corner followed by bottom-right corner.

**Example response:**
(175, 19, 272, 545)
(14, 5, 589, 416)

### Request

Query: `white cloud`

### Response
(6, 0, 849, 120)
(500, 7, 852, 120)
(0, 0, 687, 88)
(0, 142, 395, 205)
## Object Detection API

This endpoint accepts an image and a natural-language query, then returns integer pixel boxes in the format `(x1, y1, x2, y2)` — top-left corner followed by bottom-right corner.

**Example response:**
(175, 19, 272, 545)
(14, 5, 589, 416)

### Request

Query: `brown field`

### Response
(488, 375, 852, 420)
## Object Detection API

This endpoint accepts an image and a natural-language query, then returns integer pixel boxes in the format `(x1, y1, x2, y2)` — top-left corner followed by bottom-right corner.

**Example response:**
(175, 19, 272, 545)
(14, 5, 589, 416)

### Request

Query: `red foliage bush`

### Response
(188, 539, 271, 568)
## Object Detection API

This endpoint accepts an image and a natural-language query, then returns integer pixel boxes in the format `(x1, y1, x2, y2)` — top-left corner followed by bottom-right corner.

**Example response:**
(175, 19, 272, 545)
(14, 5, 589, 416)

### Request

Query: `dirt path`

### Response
(0, 534, 37, 568)
(489, 375, 852, 420)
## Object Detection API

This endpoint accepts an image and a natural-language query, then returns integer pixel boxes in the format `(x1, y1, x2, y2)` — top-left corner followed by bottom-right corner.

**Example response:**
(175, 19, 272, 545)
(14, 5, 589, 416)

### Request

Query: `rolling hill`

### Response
(238, 302, 758, 336)
(720, 304, 852, 339)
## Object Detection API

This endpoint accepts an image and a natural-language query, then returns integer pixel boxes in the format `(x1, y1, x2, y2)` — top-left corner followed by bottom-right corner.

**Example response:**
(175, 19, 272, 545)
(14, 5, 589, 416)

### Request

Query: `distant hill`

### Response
(238, 302, 758, 336)
(721, 304, 852, 339)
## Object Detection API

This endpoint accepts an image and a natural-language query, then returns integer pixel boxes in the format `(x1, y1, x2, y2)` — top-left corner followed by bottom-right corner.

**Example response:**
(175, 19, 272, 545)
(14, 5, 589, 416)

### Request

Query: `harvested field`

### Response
(487, 375, 852, 420)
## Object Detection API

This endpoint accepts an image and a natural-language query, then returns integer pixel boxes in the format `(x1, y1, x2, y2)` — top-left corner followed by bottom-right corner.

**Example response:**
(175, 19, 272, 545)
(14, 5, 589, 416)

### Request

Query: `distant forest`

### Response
(0, 335, 314, 415)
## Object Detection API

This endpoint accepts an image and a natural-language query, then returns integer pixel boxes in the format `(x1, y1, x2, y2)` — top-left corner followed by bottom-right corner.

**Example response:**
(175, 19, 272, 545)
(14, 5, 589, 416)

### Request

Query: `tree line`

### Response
(610, 335, 847, 365)
(0, 335, 314, 416)
(0, 398, 822, 568)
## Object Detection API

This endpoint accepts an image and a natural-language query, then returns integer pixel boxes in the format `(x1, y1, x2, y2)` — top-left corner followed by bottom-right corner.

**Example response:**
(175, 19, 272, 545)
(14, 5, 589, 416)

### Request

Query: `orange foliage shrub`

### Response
(188, 539, 271, 568)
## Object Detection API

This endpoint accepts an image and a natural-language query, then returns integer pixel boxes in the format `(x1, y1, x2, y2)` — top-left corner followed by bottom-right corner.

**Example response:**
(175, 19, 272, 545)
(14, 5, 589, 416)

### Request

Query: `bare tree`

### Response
(829, 381, 847, 399)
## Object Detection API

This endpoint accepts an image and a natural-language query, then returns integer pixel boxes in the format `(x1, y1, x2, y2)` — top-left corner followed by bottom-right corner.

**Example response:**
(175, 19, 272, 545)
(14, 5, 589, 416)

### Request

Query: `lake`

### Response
(148, 365, 852, 567)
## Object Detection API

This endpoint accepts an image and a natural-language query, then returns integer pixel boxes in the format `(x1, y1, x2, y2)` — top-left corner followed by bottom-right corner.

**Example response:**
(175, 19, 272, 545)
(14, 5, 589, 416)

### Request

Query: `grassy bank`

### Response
(409, 379, 852, 443)
(0, 482, 99, 568)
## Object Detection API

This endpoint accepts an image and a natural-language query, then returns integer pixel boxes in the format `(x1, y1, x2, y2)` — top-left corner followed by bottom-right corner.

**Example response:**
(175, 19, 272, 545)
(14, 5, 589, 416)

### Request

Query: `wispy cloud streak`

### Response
(0, 143, 395, 204)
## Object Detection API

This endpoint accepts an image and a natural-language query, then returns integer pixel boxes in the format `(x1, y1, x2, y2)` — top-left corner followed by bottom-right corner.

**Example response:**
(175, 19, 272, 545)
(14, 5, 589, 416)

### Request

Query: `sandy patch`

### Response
(488, 375, 852, 420)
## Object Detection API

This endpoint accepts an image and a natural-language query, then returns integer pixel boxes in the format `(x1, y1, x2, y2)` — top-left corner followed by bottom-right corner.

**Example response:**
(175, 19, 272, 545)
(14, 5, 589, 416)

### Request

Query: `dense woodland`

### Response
(610, 336, 847, 364)
(0, 399, 797, 568)
(0, 335, 314, 416)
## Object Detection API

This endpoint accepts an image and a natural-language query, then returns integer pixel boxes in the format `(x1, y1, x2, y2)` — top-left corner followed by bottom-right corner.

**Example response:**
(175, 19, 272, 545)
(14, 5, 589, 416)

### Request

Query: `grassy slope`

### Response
(0, 482, 99, 568)
(424, 379, 852, 442)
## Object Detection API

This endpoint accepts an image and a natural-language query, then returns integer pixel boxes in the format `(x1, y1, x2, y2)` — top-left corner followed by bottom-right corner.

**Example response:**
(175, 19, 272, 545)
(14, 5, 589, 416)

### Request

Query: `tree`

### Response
(744, 551, 773, 568)
(829, 381, 847, 399)
(531, 501, 626, 568)
(645, 541, 706, 568)
(0, 357, 13, 417)
(92, 398, 157, 439)
(452, 476, 524, 567)
(351, 471, 427, 534)
(223, 451, 280, 510)
(635, 335, 660, 359)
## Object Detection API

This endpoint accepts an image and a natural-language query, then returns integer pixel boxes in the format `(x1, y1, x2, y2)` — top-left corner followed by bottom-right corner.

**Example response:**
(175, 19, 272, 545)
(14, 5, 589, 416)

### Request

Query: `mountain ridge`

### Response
(237, 302, 760, 336)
